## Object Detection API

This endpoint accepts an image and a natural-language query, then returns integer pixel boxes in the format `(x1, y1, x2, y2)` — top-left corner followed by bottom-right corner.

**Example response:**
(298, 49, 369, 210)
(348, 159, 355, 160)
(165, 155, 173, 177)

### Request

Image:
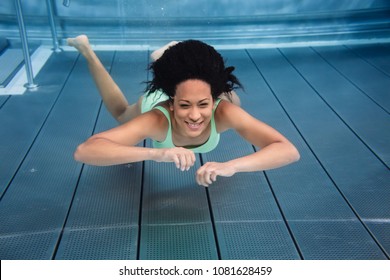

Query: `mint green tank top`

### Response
(153, 99, 221, 153)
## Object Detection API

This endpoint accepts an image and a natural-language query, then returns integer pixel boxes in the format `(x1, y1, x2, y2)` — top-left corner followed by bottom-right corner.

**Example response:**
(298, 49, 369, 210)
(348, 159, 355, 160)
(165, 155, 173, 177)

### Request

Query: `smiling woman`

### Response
(70, 35, 300, 187)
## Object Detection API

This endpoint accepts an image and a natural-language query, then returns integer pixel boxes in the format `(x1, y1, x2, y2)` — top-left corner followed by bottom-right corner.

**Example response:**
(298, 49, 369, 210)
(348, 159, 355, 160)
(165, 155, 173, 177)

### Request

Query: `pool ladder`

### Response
(14, 0, 70, 90)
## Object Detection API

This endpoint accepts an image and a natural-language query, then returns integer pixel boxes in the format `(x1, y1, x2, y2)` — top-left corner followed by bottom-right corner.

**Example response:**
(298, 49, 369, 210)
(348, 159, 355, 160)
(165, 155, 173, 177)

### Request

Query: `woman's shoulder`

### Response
(144, 107, 170, 141)
(215, 100, 241, 132)
(117, 108, 169, 142)
(143, 106, 169, 126)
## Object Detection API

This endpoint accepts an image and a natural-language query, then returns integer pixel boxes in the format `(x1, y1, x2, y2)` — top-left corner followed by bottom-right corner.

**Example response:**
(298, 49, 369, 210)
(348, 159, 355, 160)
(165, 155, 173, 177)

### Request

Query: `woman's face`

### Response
(170, 79, 214, 139)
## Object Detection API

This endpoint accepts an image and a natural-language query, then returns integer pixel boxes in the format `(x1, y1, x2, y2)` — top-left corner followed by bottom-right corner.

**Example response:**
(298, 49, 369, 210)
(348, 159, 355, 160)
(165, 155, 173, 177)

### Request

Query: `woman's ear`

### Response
(169, 97, 174, 111)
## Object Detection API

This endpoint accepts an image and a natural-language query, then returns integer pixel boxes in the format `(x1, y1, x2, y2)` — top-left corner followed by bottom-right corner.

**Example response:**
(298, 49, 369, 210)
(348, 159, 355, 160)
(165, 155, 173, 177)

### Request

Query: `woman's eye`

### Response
(179, 103, 209, 108)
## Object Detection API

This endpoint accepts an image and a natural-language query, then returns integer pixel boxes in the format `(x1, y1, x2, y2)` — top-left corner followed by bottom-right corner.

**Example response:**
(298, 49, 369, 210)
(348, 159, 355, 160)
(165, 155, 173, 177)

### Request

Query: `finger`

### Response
(173, 154, 181, 169)
(196, 169, 202, 185)
(203, 170, 213, 185)
(210, 172, 217, 182)
(200, 175, 209, 187)
(196, 167, 206, 186)
(182, 152, 192, 171)
(186, 153, 195, 170)
(183, 153, 190, 171)
(178, 153, 187, 171)
(191, 152, 196, 166)
(196, 173, 203, 186)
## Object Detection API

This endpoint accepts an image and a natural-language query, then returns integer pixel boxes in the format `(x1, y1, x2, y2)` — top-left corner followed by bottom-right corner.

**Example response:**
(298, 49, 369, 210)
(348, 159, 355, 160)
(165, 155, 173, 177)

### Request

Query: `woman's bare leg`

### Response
(67, 35, 140, 123)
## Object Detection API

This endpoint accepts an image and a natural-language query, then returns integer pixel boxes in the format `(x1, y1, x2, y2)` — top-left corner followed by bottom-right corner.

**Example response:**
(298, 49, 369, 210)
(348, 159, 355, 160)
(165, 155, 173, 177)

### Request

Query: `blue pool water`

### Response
(0, 0, 390, 48)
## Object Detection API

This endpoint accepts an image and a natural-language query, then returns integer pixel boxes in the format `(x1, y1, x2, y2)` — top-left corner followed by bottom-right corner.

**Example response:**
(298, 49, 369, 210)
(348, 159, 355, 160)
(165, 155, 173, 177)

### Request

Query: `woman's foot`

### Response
(150, 41, 179, 61)
(67, 35, 92, 57)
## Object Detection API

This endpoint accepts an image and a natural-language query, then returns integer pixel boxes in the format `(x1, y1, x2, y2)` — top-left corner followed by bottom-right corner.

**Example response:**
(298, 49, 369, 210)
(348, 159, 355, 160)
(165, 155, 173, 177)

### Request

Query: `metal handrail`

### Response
(13, 0, 70, 90)
(14, 0, 38, 90)
(46, 0, 62, 52)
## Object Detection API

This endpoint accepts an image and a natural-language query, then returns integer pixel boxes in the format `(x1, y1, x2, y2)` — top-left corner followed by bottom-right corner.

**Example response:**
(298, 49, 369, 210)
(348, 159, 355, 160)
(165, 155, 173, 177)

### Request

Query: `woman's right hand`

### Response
(156, 147, 196, 171)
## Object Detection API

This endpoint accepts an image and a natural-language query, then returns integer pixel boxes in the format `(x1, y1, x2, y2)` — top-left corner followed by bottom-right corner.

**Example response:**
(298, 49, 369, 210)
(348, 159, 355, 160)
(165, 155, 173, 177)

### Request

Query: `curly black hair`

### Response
(145, 40, 243, 100)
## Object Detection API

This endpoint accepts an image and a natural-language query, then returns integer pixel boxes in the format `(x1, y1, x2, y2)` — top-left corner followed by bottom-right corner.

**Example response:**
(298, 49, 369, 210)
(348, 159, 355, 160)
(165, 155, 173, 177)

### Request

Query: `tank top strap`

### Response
(213, 98, 222, 110)
(152, 106, 175, 149)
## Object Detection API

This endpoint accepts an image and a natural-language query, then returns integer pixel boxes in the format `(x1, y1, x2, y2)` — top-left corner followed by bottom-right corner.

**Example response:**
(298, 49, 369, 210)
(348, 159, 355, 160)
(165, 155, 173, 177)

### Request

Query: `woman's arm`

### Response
(196, 101, 300, 186)
(74, 110, 196, 169)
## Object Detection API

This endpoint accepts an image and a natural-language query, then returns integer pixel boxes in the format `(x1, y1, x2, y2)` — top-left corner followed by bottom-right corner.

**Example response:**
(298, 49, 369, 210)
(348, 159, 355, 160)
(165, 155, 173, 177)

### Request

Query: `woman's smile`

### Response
(185, 120, 204, 131)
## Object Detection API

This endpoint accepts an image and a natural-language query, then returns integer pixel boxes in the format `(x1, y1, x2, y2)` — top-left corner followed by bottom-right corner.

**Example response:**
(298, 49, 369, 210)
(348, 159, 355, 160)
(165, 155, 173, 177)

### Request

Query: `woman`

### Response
(70, 35, 300, 187)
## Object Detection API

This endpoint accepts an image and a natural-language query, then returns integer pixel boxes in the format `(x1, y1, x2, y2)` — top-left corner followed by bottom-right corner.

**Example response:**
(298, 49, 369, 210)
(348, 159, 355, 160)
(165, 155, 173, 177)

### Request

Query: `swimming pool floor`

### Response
(0, 43, 389, 259)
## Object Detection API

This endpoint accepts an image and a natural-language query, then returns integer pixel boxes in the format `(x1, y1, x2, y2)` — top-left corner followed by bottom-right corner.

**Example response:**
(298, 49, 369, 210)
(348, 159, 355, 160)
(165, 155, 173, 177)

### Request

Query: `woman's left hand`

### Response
(196, 161, 236, 187)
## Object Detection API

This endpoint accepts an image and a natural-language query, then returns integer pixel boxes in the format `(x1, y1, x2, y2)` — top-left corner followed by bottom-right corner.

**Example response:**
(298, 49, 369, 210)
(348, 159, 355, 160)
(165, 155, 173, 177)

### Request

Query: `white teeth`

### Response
(186, 122, 201, 129)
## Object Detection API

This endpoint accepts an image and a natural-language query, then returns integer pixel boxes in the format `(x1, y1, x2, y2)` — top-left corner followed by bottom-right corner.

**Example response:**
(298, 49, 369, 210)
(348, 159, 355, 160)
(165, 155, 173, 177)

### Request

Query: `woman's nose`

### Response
(189, 107, 201, 121)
